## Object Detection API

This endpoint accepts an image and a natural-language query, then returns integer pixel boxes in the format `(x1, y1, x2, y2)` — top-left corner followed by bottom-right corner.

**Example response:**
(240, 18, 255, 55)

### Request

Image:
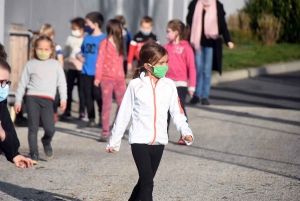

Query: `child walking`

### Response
(106, 42, 194, 200)
(164, 19, 196, 145)
(14, 36, 67, 164)
(62, 17, 85, 119)
(77, 12, 106, 127)
(94, 19, 126, 142)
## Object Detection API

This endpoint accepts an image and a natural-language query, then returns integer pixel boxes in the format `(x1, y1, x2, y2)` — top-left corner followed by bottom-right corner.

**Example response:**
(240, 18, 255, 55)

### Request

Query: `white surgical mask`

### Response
(71, 30, 82, 37)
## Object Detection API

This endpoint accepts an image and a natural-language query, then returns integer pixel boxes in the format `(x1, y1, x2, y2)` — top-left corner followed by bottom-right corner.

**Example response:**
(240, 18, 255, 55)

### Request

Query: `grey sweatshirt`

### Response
(15, 59, 67, 105)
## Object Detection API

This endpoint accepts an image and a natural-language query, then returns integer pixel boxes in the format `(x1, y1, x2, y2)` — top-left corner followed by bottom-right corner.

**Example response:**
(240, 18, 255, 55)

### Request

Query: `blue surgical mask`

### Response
(84, 25, 94, 35)
(0, 85, 9, 102)
(140, 29, 152, 36)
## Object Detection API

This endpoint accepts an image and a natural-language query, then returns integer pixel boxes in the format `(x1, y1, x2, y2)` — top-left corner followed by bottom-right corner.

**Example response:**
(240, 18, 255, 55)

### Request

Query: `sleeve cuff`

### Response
(188, 87, 195, 92)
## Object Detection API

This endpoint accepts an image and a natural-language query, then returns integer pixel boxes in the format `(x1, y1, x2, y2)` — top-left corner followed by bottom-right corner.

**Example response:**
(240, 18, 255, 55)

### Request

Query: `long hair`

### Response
(0, 43, 7, 60)
(167, 19, 191, 41)
(133, 42, 168, 79)
(106, 19, 124, 56)
(30, 36, 56, 60)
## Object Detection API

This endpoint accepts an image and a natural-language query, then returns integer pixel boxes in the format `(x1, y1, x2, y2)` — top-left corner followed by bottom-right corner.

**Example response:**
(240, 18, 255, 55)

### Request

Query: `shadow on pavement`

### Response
(0, 181, 81, 201)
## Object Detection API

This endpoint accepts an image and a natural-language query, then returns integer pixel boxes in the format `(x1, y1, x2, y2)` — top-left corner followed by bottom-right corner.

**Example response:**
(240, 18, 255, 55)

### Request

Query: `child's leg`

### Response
(82, 75, 95, 120)
(66, 70, 77, 113)
(26, 96, 42, 155)
(100, 80, 114, 135)
(176, 87, 188, 119)
(113, 80, 126, 117)
(40, 98, 55, 146)
(129, 144, 164, 201)
(77, 71, 85, 115)
(93, 82, 102, 122)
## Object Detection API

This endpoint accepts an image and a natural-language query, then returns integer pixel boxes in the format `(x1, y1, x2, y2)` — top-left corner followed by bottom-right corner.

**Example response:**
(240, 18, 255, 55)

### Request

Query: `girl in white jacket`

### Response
(106, 42, 194, 200)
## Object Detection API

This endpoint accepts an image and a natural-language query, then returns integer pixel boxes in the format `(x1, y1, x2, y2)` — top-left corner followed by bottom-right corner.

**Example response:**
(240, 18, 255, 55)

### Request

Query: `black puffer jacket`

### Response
(0, 100, 20, 163)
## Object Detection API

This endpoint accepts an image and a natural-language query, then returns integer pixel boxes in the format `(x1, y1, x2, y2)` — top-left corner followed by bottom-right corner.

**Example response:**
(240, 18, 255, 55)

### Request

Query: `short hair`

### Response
(71, 17, 85, 29)
(114, 15, 126, 26)
(0, 58, 11, 73)
(38, 24, 55, 37)
(86, 12, 104, 28)
(0, 43, 7, 60)
(140, 16, 153, 25)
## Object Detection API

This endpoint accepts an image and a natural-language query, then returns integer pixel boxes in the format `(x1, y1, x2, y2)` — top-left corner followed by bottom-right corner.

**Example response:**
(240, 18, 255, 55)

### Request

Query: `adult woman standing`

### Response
(187, 0, 234, 105)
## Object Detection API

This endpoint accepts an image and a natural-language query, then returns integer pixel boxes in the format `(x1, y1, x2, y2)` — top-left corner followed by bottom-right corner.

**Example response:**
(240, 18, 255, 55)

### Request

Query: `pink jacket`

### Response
(95, 38, 125, 81)
(164, 40, 196, 91)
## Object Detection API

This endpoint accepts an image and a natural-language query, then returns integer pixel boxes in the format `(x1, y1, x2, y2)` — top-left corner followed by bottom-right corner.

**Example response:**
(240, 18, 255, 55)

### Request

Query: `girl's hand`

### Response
(106, 147, 115, 153)
(0, 123, 5, 142)
(228, 42, 234, 49)
(182, 135, 193, 143)
(188, 90, 194, 98)
(94, 80, 100, 87)
(77, 54, 85, 63)
(14, 105, 22, 114)
(60, 101, 66, 111)
(13, 155, 34, 168)
(127, 63, 132, 71)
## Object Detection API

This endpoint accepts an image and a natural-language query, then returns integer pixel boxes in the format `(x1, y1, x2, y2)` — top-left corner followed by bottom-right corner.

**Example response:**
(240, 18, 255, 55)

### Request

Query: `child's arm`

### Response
(106, 81, 135, 152)
(127, 40, 137, 71)
(56, 45, 64, 67)
(169, 82, 194, 145)
(56, 61, 67, 110)
(14, 63, 30, 113)
(94, 40, 106, 86)
(185, 45, 196, 97)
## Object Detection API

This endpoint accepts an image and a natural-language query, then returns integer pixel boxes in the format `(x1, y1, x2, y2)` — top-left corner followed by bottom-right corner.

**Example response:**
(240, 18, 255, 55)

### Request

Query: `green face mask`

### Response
(148, 63, 168, 78)
(36, 50, 51, 60)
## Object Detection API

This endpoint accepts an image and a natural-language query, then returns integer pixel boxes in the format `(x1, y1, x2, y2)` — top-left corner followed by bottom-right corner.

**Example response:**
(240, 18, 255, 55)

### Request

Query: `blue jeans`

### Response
(195, 47, 213, 99)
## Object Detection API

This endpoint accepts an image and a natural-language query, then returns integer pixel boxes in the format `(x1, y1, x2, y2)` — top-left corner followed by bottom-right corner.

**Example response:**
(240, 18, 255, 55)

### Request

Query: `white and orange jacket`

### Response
(107, 72, 194, 151)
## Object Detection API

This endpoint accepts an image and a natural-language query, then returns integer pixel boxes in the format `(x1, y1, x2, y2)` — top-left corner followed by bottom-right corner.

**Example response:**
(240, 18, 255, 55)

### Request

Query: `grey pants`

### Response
(26, 96, 55, 155)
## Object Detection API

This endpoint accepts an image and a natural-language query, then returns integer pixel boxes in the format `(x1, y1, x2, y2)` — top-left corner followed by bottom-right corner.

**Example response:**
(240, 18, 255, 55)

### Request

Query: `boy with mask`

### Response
(77, 12, 106, 127)
(127, 16, 158, 72)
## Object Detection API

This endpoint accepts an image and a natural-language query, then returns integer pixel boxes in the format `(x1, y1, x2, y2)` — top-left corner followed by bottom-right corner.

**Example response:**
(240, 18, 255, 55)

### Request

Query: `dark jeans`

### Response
(26, 96, 55, 155)
(167, 87, 188, 132)
(66, 69, 85, 113)
(53, 90, 60, 113)
(80, 74, 102, 120)
(129, 144, 165, 201)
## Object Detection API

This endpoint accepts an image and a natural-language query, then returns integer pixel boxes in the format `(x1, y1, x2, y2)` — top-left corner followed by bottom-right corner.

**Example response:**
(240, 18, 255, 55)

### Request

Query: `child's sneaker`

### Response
(62, 111, 72, 119)
(98, 131, 109, 142)
(29, 153, 39, 165)
(178, 138, 187, 145)
(43, 143, 54, 159)
(86, 119, 96, 127)
(78, 112, 85, 120)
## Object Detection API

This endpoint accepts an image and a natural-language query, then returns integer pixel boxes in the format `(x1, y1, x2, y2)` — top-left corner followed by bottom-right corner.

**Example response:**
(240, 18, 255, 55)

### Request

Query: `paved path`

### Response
(1, 72, 299, 201)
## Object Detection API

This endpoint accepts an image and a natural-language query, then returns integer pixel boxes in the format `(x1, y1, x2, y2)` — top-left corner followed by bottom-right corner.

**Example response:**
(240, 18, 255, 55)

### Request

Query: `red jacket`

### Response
(95, 38, 125, 81)
(164, 40, 196, 91)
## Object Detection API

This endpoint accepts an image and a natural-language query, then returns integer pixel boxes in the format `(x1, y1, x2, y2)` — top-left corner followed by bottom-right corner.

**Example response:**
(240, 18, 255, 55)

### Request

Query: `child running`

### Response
(77, 12, 106, 127)
(62, 17, 85, 119)
(164, 19, 196, 145)
(106, 42, 194, 200)
(14, 36, 67, 164)
(94, 19, 126, 142)
(38, 24, 64, 121)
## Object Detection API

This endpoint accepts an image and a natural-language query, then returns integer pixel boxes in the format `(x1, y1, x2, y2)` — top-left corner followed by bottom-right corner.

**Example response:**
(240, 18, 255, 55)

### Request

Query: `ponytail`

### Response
(168, 19, 190, 41)
(132, 61, 146, 79)
(183, 24, 191, 41)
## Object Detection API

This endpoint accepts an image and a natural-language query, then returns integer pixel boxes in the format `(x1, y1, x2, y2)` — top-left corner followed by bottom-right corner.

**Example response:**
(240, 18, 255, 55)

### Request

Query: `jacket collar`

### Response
(139, 72, 165, 85)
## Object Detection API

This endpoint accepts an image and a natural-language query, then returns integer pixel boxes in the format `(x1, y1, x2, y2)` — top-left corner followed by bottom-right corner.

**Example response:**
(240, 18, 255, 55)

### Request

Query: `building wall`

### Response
(3, 0, 245, 55)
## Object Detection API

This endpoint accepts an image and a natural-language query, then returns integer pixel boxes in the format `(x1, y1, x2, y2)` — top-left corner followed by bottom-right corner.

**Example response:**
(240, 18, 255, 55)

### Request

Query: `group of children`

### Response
(2, 11, 197, 200)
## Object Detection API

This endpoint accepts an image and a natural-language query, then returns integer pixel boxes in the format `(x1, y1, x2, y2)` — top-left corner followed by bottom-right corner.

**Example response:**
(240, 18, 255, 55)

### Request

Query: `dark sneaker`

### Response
(86, 119, 96, 127)
(98, 135, 109, 142)
(62, 111, 72, 119)
(201, 98, 210, 106)
(43, 144, 54, 160)
(29, 153, 39, 165)
(78, 112, 85, 120)
(189, 96, 200, 104)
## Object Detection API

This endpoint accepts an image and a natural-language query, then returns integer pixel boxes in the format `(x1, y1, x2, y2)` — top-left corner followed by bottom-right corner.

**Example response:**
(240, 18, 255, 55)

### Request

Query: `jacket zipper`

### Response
(150, 79, 159, 145)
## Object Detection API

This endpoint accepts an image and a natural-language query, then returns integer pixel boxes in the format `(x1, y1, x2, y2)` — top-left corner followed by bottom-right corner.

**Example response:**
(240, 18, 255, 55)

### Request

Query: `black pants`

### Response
(123, 60, 128, 76)
(129, 144, 165, 201)
(53, 90, 60, 113)
(26, 96, 55, 155)
(80, 74, 102, 120)
(66, 69, 85, 113)
(167, 87, 188, 131)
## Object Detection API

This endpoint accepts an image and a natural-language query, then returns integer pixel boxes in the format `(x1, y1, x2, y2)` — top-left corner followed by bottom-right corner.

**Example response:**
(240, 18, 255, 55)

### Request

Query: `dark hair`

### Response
(86, 12, 104, 28)
(0, 43, 7, 60)
(30, 35, 56, 59)
(106, 19, 124, 56)
(133, 42, 168, 79)
(71, 17, 85, 29)
(168, 19, 190, 41)
(114, 15, 126, 26)
(0, 58, 11, 73)
(140, 16, 153, 25)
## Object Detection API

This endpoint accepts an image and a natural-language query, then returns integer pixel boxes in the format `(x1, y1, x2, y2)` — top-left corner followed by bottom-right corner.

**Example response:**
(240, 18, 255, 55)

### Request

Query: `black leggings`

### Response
(129, 144, 165, 201)
(167, 87, 188, 132)
(26, 96, 55, 155)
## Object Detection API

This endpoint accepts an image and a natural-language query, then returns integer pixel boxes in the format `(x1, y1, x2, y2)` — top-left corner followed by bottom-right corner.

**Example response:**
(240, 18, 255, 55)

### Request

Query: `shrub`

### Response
(257, 14, 282, 45)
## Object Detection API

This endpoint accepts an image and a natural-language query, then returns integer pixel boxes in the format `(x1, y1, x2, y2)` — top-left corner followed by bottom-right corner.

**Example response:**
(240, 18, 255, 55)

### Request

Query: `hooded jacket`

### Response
(107, 72, 194, 151)
(164, 40, 196, 91)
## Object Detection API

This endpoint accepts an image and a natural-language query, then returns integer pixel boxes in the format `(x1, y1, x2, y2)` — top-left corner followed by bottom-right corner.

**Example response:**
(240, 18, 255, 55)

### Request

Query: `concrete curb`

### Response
(211, 60, 300, 85)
